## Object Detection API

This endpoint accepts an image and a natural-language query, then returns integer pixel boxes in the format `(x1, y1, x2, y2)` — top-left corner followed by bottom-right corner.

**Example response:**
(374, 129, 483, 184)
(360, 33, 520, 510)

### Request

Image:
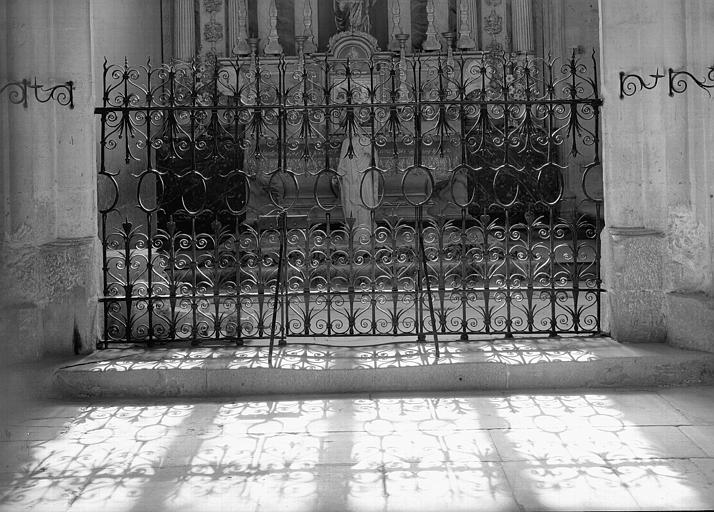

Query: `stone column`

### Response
(173, 0, 196, 60)
(298, 0, 317, 53)
(456, 0, 476, 50)
(543, 0, 565, 58)
(389, 0, 402, 50)
(228, 0, 250, 55)
(600, 0, 688, 342)
(422, 0, 441, 51)
(1, 0, 99, 363)
(511, 0, 533, 53)
(263, 0, 282, 55)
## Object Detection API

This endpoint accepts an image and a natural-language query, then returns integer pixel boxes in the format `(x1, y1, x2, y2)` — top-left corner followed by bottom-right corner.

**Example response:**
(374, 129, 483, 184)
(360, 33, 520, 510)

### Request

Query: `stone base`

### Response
(53, 337, 714, 398)
(608, 290, 666, 343)
(0, 237, 100, 364)
(665, 292, 714, 353)
(603, 227, 666, 343)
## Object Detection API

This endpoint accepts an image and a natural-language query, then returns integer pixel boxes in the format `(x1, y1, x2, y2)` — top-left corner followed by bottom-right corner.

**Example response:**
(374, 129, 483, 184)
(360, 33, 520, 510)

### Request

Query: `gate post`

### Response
(0, 0, 99, 363)
(599, 0, 689, 343)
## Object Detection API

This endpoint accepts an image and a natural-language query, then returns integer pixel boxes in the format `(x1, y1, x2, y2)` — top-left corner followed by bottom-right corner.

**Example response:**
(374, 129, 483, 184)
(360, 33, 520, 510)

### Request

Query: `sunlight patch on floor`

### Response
(1, 392, 712, 511)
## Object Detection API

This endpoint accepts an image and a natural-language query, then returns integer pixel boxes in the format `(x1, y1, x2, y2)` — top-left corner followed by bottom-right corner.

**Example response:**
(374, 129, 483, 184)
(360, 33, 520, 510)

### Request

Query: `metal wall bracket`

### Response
(0, 78, 74, 108)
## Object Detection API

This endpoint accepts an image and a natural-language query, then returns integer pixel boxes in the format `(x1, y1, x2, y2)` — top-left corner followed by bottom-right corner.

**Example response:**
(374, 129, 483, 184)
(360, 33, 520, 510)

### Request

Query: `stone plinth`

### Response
(604, 227, 666, 343)
(665, 293, 714, 353)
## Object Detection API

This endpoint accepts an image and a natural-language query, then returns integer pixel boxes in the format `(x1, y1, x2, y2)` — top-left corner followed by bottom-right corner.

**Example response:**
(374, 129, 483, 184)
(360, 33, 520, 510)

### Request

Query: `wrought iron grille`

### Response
(96, 49, 603, 348)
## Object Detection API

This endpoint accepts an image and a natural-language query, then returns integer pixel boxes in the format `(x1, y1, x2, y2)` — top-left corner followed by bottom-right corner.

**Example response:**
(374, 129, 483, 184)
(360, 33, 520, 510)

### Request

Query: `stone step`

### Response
(53, 336, 714, 398)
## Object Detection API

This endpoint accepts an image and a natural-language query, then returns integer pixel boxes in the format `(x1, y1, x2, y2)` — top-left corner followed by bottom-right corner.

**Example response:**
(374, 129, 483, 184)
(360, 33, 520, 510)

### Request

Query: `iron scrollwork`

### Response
(0, 78, 74, 108)
(96, 47, 603, 349)
(668, 67, 714, 97)
(619, 69, 664, 99)
(620, 66, 714, 98)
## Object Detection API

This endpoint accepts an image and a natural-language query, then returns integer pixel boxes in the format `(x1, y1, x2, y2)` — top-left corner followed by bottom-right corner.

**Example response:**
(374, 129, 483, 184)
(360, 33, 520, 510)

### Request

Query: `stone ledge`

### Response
(53, 336, 714, 398)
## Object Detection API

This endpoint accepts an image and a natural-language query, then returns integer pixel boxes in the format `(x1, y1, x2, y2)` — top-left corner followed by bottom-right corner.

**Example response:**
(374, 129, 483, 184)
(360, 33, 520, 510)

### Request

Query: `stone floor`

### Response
(1, 377, 714, 511)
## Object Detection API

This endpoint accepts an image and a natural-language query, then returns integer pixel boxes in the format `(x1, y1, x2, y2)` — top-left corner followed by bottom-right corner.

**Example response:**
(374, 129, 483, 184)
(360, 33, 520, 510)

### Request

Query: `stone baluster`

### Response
(264, 0, 283, 55)
(389, 1, 402, 51)
(422, 0, 441, 51)
(396, 33, 410, 101)
(456, 0, 476, 50)
(228, 0, 251, 56)
(302, 0, 317, 54)
(511, 0, 534, 53)
(173, 0, 196, 60)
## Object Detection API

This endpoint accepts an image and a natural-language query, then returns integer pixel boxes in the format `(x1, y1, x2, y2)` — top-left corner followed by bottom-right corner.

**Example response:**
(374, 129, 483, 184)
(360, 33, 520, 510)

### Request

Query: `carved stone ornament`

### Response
(203, 21, 224, 43)
(328, 30, 380, 59)
(203, 0, 223, 12)
(484, 10, 503, 35)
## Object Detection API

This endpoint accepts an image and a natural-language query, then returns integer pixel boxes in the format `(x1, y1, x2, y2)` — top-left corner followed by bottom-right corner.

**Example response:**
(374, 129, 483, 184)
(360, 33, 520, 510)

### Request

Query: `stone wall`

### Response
(0, 0, 164, 364)
(600, 0, 714, 350)
(0, 0, 100, 363)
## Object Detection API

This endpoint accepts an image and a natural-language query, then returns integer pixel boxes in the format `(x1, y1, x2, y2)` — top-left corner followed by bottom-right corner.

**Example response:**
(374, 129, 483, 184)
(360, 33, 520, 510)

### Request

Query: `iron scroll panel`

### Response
(96, 51, 603, 346)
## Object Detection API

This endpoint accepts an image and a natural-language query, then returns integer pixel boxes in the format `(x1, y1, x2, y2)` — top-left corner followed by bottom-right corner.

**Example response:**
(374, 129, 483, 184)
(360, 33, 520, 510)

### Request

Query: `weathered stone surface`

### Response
(665, 292, 714, 353)
(603, 228, 666, 343)
(666, 206, 712, 293)
(0, 237, 101, 363)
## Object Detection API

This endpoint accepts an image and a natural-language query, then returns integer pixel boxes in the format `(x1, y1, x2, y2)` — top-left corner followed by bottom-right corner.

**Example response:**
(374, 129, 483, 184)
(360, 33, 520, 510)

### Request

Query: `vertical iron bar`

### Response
(235, 217, 243, 344)
(212, 220, 222, 340)
(459, 207, 468, 340)
(269, 211, 286, 361)
(391, 220, 399, 335)
(370, 210, 377, 335)
(145, 61, 154, 346)
(482, 216, 491, 334)
(504, 209, 513, 338)
(594, 202, 602, 333)
(123, 221, 133, 344)
(99, 75, 110, 347)
(548, 205, 558, 337)
(525, 214, 535, 332)
(303, 216, 311, 336)
(281, 219, 288, 345)
(571, 216, 581, 333)
(326, 212, 333, 336)
(233, 76, 244, 345)
(436, 219, 445, 333)
(418, 206, 440, 357)
(415, 206, 424, 341)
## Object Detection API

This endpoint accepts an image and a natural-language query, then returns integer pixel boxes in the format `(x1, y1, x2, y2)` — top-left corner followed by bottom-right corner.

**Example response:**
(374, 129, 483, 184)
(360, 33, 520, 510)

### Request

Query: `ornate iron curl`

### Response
(619, 69, 664, 99)
(668, 67, 714, 97)
(1, 77, 74, 108)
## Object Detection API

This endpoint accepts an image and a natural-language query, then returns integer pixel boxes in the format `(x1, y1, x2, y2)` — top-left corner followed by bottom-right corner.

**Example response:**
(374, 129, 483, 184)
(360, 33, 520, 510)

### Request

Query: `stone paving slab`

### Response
(1, 387, 714, 511)
(53, 337, 714, 398)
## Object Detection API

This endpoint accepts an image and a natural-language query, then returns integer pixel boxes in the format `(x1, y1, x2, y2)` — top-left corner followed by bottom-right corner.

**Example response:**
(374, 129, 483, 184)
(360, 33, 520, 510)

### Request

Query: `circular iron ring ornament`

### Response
(448, 163, 478, 209)
(98, 172, 119, 214)
(225, 170, 251, 215)
(536, 162, 565, 206)
(359, 166, 386, 210)
(267, 168, 299, 210)
(137, 168, 164, 213)
(314, 168, 341, 211)
(180, 171, 207, 216)
(401, 164, 435, 207)
(581, 161, 604, 203)
(492, 163, 520, 208)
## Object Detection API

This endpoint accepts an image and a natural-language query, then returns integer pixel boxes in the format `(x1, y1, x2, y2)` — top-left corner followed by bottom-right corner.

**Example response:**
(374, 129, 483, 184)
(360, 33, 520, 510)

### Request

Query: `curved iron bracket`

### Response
(1, 78, 74, 108)
(619, 69, 664, 99)
(668, 67, 714, 97)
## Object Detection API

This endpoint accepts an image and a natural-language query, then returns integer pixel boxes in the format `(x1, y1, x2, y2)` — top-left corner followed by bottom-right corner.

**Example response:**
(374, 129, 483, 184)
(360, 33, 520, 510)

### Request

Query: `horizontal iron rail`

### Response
(94, 98, 602, 114)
